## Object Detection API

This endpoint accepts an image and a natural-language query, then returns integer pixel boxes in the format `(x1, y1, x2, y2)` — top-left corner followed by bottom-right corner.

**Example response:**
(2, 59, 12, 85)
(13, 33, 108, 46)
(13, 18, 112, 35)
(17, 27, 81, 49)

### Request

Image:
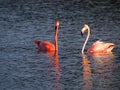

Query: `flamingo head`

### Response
(81, 24, 89, 36)
(56, 20, 60, 27)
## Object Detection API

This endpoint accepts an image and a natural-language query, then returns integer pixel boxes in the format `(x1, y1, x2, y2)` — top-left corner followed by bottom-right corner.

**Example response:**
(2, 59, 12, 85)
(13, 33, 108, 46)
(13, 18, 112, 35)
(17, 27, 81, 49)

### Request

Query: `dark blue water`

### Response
(0, 0, 120, 90)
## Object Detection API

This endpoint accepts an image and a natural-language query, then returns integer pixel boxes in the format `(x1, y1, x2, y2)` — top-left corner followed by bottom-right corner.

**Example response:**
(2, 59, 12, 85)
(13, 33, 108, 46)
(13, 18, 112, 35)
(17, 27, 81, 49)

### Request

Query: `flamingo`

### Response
(81, 24, 115, 54)
(35, 21, 60, 53)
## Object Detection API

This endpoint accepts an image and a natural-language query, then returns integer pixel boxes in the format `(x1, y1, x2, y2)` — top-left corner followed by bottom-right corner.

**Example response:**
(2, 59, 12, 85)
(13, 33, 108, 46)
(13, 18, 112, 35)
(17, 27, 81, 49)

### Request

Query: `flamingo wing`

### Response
(103, 42, 115, 52)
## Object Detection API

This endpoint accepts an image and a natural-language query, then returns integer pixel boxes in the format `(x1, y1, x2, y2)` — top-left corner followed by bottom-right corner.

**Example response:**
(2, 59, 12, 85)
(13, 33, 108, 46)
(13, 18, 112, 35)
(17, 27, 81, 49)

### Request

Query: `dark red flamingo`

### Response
(35, 21, 60, 53)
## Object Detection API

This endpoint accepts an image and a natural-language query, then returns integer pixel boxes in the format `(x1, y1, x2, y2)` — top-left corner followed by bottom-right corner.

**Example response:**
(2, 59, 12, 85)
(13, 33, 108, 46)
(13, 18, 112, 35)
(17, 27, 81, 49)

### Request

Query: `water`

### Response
(0, 0, 120, 90)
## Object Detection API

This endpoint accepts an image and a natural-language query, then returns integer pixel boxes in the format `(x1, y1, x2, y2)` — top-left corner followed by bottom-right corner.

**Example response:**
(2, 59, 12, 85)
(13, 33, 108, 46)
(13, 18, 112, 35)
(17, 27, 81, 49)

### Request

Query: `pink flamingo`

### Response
(81, 24, 115, 54)
(35, 21, 60, 53)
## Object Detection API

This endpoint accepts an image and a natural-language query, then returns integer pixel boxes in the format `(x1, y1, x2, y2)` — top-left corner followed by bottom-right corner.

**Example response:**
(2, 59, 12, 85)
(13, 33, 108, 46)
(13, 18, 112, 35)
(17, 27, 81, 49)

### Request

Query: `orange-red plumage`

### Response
(35, 40, 55, 51)
(35, 21, 60, 53)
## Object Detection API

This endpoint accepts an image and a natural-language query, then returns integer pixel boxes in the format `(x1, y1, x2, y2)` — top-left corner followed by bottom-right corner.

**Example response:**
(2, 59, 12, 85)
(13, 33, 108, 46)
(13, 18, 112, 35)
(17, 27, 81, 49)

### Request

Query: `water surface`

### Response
(0, 0, 120, 90)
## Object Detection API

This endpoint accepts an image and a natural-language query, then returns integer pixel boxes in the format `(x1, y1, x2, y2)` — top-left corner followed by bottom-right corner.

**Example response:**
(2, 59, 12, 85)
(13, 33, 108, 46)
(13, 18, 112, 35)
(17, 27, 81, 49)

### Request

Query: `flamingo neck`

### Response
(82, 27, 90, 54)
(54, 26, 58, 51)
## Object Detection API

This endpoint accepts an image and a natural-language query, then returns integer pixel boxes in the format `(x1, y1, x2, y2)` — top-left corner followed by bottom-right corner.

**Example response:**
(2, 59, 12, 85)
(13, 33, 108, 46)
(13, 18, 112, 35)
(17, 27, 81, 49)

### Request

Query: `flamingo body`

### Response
(88, 41, 115, 54)
(35, 40, 55, 52)
(35, 21, 60, 53)
(81, 24, 115, 54)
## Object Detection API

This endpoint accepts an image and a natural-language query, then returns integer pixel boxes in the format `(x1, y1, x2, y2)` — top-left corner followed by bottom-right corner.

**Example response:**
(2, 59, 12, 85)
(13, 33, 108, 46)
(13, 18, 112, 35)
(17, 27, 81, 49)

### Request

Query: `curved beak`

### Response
(81, 27, 86, 36)
(81, 31, 83, 36)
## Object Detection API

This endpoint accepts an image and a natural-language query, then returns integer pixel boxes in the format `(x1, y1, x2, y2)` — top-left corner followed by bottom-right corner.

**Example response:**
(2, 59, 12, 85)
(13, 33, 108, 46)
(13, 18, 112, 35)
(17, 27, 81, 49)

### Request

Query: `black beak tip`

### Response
(81, 32, 83, 36)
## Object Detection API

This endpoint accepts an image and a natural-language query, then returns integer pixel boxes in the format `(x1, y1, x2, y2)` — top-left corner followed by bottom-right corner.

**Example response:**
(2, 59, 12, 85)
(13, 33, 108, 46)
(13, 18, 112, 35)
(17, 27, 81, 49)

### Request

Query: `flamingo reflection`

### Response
(36, 50, 61, 90)
(81, 53, 93, 90)
(81, 52, 115, 89)
(90, 53, 115, 89)
(47, 51, 61, 90)
(47, 51, 62, 90)
(53, 50, 60, 81)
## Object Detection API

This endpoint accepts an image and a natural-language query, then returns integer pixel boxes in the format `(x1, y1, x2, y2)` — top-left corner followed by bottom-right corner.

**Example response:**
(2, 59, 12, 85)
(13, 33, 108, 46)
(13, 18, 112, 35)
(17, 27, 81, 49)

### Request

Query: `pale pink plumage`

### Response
(81, 24, 115, 54)
(88, 41, 115, 54)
